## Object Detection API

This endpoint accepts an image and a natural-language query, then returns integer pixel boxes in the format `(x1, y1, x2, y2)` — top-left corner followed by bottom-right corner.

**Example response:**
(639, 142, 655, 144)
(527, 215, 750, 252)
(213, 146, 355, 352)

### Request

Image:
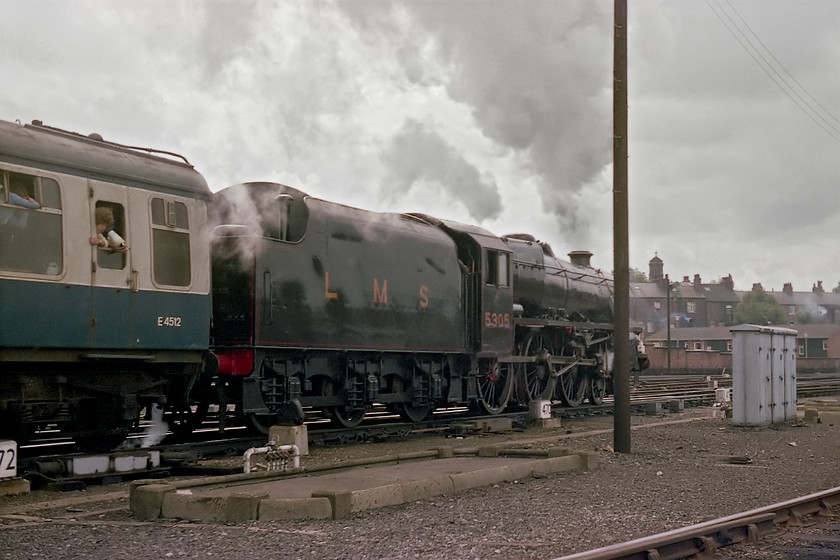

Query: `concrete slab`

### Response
(452, 418, 513, 434)
(131, 448, 596, 522)
(645, 402, 665, 415)
(268, 425, 309, 456)
(818, 411, 840, 425)
(0, 477, 30, 497)
(532, 417, 562, 429)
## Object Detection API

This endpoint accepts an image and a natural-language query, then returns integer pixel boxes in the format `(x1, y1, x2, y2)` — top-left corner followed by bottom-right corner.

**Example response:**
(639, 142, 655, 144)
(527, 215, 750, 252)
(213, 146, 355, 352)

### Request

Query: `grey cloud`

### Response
(380, 119, 502, 222)
(194, 2, 260, 82)
(347, 1, 613, 234)
(2, 0, 836, 292)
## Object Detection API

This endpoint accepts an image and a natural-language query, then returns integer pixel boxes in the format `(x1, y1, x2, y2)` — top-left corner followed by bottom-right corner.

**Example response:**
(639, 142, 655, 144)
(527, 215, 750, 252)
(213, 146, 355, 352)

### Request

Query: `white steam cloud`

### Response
(380, 119, 502, 222)
(2, 1, 836, 289)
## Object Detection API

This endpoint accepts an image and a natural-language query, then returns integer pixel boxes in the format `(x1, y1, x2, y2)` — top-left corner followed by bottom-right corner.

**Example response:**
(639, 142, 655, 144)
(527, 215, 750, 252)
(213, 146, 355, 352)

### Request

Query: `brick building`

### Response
(643, 324, 840, 374)
(630, 256, 839, 336)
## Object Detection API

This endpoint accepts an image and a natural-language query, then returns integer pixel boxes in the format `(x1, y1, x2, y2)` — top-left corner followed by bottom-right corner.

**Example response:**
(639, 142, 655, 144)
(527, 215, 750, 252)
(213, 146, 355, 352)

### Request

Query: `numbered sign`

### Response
(0, 441, 17, 479)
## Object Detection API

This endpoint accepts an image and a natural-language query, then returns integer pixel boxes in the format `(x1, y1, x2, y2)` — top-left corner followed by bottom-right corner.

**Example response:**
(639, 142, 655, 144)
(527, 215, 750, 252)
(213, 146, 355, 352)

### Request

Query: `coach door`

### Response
(88, 181, 134, 348)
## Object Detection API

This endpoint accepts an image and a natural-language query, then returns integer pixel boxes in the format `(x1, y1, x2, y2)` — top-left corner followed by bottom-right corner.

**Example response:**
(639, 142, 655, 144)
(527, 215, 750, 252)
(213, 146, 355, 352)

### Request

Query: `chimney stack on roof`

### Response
(693, 274, 702, 288)
(813, 281, 825, 294)
(721, 274, 734, 291)
(783, 283, 793, 295)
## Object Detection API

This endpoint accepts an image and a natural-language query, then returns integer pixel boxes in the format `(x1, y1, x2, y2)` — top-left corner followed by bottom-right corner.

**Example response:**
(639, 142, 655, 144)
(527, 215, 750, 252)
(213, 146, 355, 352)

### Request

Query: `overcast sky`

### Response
(1, 0, 837, 292)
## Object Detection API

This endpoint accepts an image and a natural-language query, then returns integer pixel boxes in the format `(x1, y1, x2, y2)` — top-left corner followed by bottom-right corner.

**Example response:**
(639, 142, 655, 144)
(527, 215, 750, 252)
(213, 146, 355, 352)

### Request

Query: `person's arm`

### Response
(9, 191, 40, 209)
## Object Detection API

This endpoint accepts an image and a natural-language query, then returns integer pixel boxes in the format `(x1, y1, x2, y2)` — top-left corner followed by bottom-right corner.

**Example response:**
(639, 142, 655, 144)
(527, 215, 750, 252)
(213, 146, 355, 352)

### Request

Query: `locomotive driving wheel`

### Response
(587, 374, 607, 405)
(320, 376, 366, 429)
(516, 333, 556, 404)
(557, 367, 586, 407)
(474, 358, 513, 415)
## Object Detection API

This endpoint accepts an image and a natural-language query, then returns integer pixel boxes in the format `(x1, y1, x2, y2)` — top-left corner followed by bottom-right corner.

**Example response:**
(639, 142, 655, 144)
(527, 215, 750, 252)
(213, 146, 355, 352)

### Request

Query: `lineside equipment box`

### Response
(730, 324, 797, 426)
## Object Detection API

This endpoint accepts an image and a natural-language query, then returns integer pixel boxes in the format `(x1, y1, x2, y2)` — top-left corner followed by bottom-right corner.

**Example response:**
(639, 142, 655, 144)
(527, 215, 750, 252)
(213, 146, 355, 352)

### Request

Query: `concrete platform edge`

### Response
(130, 451, 596, 523)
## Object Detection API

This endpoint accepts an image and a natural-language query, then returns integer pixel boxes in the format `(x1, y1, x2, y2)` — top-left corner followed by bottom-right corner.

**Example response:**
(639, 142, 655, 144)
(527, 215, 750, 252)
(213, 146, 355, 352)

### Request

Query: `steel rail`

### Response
(554, 487, 840, 560)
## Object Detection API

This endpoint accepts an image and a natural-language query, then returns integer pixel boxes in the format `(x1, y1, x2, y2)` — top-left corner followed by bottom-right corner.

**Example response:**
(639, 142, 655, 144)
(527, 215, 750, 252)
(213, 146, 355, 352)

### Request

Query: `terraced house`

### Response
(631, 256, 840, 374)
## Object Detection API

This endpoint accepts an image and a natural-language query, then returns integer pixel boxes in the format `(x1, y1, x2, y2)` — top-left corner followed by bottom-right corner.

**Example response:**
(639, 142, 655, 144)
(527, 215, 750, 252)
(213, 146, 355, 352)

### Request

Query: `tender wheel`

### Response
(557, 368, 586, 407)
(167, 402, 210, 439)
(246, 404, 303, 435)
(516, 333, 556, 404)
(248, 413, 278, 435)
(475, 359, 513, 415)
(321, 377, 366, 429)
(587, 374, 606, 405)
(400, 402, 433, 423)
(390, 375, 433, 423)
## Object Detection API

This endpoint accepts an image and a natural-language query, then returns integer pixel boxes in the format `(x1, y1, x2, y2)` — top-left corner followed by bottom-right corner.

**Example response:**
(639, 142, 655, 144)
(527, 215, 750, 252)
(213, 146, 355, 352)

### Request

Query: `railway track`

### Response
(555, 486, 840, 560)
(15, 372, 840, 485)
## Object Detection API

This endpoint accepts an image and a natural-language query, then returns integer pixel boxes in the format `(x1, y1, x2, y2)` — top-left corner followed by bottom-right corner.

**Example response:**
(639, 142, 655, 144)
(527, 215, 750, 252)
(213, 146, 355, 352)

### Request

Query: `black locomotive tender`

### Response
(0, 120, 647, 450)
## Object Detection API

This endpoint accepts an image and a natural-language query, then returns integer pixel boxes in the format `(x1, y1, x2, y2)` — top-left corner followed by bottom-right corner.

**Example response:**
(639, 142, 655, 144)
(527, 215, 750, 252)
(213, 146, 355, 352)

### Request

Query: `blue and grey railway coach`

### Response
(0, 119, 212, 450)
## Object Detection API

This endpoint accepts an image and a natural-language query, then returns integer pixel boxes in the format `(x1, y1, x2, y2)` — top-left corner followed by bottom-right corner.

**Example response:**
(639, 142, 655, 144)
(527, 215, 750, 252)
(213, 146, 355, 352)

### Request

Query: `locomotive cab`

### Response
(406, 215, 516, 414)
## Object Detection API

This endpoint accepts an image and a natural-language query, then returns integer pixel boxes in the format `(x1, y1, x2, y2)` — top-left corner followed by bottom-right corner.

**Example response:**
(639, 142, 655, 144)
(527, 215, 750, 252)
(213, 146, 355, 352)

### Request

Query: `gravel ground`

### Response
(1, 402, 839, 560)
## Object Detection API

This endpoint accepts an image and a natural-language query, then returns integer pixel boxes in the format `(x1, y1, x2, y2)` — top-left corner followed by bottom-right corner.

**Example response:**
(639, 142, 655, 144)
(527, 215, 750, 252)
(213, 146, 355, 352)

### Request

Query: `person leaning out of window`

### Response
(8, 178, 40, 209)
(89, 206, 127, 252)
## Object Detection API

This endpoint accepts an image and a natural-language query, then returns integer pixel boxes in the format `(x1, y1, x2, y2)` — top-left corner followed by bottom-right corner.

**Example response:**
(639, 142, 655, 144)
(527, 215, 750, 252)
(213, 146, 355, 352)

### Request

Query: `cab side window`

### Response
(0, 170, 63, 275)
(151, 197, 191, 287)
(485, 250, 510, 288)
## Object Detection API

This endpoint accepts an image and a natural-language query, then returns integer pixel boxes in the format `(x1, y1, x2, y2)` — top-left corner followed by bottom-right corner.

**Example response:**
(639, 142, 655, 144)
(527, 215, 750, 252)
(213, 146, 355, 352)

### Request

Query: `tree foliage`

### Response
(795, 310, 818, 324)
(834, 281, 840, 293)
(629, 267, 648, 282)
(734, 286, 784, 325)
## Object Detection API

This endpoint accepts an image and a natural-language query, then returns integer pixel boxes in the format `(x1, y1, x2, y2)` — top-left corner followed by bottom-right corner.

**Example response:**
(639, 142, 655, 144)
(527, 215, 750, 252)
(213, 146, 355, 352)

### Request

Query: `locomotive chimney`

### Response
(568, 251, 593, 267)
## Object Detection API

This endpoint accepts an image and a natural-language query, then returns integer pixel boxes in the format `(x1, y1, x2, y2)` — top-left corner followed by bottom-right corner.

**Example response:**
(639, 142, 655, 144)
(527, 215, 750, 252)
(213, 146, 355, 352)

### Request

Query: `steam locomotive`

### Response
(207, 182, 640, 432)
(0, 119, 646, 449)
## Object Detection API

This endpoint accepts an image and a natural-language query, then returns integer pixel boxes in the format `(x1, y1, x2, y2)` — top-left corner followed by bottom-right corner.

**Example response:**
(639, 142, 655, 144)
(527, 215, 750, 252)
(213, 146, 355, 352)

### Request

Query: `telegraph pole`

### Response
(666, 273, 672, 375)
(613, 0, 631, 453)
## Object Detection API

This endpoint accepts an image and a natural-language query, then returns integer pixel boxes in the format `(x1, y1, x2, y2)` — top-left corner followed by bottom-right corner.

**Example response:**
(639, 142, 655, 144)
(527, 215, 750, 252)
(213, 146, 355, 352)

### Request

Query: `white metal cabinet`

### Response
(731, 324, 797, 426)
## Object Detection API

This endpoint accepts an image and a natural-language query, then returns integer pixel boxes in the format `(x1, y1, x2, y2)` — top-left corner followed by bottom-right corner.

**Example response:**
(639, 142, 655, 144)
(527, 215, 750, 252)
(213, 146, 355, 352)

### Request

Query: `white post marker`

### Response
(0, 440, 17, 479)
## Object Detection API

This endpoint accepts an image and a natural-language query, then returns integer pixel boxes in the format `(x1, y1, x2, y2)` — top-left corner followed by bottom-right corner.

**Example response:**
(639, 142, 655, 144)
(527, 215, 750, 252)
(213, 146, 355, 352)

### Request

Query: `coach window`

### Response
(95, 201, 127, 270)
(485, 250, 510, 287)
(151, 197, 191, 287)
(0, 171, 63, 275)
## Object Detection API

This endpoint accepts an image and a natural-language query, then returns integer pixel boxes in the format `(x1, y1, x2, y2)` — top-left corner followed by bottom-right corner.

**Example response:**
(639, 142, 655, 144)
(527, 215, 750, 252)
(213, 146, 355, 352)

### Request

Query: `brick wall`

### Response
(797, 357, 840, 373)
(645, 347, 731, 375)
(644, 347, 840, 374)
